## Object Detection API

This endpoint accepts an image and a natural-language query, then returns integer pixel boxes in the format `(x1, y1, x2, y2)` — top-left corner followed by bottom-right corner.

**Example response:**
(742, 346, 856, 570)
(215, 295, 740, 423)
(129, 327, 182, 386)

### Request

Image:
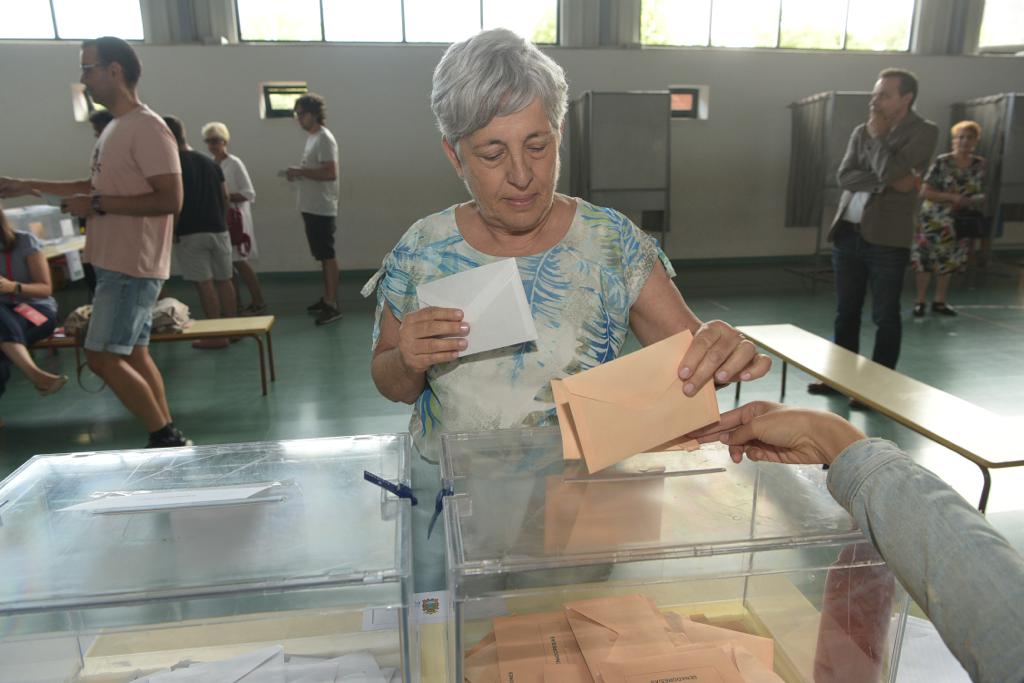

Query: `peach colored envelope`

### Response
(465, 631, 500, 683)
(563, 595, 676, 678)
(544, 476, 665, 553)
(598, 643, 748, 683)
(492, 611, 594, 683)
(662, 612, 775, 670)
(551, 330, 719, 473)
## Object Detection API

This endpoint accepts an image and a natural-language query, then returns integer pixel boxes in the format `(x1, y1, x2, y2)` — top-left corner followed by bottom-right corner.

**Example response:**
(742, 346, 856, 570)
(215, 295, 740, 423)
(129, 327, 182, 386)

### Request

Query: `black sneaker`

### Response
(807, 382, 840, 396)
(932, 302, 957, 316)
(147, 427, 193, 449)
(306, 298, 329, 314)
(314, 303, 343, 326)
(912, 303, 926, 317)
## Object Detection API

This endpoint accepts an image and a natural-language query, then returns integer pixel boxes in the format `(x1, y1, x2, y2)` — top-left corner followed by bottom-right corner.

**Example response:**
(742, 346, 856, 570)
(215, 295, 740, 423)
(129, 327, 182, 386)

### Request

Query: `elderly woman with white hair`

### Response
(365, 29, 770, 589)
(202, 121, 267, 314)
(367, 28, 769, 451)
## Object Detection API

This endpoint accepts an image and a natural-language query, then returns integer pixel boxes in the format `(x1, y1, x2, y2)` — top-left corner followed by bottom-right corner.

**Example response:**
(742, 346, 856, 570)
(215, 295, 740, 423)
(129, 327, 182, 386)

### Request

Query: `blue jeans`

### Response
(84, 267, 164, 356)
(831, 226, 909, 369)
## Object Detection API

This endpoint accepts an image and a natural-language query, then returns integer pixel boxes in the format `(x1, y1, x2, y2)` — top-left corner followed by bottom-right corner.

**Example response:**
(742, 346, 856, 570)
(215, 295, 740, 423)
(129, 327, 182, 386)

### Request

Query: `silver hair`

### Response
(431, 28, 568, 148)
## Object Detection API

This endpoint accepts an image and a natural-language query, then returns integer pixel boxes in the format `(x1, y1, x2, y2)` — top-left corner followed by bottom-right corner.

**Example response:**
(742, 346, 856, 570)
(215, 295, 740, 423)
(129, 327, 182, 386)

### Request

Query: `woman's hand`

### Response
(396, 306, 469, 374)
(678, 320, 771, 396)
(689, 401, 866, 465)
(0, 276, 14, 294)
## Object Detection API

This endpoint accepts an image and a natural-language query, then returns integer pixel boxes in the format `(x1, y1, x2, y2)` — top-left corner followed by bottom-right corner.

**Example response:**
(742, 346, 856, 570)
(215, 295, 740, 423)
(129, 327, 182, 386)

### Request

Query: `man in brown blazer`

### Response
(809, 69, 938, 404)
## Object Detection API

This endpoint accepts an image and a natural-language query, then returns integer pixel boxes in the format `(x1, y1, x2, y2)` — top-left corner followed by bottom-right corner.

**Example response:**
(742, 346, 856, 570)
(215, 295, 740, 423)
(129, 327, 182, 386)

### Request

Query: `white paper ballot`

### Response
(142, 645, 284, 682)
(416, 258, 538, 357)
(65, 249, 85, 281)
(60, 483, 280, 514)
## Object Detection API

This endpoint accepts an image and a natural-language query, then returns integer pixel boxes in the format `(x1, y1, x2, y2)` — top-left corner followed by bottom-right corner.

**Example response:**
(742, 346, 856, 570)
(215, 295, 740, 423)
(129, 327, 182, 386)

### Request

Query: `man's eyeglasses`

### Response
(80, 62, 107, 74)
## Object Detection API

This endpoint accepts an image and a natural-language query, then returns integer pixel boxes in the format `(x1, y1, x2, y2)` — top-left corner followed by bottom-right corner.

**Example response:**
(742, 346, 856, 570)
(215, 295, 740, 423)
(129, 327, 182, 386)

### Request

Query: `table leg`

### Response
(734, 380, 741, 405)
(253, 335, 268, 396)
(266, 331, 276, 382)
(977, 463, 992, 514)
(780, 361, 788, 402)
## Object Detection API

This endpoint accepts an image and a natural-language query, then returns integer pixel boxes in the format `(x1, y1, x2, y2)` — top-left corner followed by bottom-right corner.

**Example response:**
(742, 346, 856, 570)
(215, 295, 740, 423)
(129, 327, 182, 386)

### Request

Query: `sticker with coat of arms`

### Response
(415, 590, 449, 623)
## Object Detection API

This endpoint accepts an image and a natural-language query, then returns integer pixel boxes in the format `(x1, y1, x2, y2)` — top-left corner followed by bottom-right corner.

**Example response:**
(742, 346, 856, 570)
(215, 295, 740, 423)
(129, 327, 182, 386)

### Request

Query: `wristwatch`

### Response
(91, 194, 106, 216)
(14, 282, 22, 295)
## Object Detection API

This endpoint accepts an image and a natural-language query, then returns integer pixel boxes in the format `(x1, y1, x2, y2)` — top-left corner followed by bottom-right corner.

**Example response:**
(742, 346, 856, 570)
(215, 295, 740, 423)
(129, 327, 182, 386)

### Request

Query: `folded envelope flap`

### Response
(415, 258, 516, 313)
(565, 595, 669, 637)
(461, 261, 517, 320)
(562, 330, 693, 406)
(565, 602, 623, 636)
(415, 284, 460, 311)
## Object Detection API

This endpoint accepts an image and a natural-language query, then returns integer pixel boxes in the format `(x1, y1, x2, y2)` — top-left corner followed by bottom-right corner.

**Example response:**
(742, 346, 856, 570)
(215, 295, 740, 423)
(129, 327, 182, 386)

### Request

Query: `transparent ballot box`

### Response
(0, 435, 416, 682)
(441, 428, 909, 683)
(3, 204, 74, 242)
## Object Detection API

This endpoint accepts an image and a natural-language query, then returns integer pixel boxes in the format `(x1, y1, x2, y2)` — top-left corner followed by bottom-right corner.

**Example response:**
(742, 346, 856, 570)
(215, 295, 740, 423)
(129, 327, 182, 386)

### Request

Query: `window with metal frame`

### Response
(0, 0, 143, 41)
(236, 0, 559, 44)
(261, 83, 309, 119)
(978, 0, 1024, 51)
(641, 0, 915, 52)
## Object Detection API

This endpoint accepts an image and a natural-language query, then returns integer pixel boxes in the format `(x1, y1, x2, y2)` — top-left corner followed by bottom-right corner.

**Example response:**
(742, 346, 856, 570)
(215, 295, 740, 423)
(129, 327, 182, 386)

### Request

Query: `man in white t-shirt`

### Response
(286, 93, 341, 326)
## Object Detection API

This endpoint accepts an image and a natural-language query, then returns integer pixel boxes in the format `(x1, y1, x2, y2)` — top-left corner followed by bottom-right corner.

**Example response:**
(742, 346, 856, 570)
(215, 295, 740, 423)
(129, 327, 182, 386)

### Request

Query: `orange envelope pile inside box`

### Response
(464, 593, 783, 683)
(551, 330, 721, 472)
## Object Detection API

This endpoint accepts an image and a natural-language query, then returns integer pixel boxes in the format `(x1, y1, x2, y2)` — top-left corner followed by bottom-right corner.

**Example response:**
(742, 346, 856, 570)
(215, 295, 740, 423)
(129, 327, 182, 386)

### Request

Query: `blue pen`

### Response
(363, 470, 418, 506)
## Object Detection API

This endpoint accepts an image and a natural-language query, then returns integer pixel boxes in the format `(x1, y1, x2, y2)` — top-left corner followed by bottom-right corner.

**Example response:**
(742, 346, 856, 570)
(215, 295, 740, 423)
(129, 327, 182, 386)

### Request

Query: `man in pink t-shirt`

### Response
(0, 37, 190, 448)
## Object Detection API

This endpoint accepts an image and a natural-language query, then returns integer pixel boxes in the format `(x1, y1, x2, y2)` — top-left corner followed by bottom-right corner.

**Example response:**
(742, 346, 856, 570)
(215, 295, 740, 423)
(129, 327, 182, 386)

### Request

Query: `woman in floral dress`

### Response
(911, 120, 986, 317)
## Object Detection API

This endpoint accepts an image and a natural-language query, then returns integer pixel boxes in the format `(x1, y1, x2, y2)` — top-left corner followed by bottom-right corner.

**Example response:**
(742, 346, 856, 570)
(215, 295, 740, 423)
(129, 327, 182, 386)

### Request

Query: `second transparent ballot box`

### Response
(441, 427, 909, 683)
(0, 434, 416, 682)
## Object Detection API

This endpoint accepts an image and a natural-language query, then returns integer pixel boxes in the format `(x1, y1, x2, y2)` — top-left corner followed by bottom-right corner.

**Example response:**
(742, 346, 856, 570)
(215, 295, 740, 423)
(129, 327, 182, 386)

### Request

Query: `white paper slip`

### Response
(59, 483, 282, 514)
(416, 258, 538, 357)
(59, 218, 76, 237)
(140, 644, 284, 682)
(65, 249, 85, 281)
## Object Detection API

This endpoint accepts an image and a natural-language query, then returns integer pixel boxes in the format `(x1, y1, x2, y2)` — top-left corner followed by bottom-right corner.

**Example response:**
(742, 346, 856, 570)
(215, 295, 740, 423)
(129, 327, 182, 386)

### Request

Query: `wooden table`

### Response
(736, 323, 1022, 512)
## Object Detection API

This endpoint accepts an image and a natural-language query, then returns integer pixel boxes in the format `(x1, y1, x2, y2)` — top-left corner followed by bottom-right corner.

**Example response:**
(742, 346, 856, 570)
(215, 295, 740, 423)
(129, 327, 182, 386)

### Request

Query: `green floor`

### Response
(2, 258, 1022, 513)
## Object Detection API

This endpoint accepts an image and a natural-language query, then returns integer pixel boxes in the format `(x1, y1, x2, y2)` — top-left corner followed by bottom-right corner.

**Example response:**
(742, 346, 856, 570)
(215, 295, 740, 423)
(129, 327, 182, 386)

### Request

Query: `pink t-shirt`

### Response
(85, 105, 181, 279)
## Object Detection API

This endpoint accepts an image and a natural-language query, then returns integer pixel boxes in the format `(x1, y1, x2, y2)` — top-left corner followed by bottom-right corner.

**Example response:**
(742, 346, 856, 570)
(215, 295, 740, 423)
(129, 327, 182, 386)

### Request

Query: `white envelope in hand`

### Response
(416, 258, 538, 357)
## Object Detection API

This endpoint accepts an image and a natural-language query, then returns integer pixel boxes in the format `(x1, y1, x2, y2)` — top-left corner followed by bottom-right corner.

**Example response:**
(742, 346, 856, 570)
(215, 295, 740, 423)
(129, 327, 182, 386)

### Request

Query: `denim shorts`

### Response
(84, 266, 164, 355)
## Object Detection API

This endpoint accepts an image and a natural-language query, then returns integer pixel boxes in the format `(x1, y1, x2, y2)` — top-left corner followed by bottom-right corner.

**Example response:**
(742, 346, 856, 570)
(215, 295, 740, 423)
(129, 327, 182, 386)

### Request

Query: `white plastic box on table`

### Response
(0, 435, 417, 682)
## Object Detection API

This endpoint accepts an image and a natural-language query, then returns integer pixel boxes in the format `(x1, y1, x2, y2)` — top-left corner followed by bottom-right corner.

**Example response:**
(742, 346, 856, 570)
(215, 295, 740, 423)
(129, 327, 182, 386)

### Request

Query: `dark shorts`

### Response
(302, 212, 337, 261)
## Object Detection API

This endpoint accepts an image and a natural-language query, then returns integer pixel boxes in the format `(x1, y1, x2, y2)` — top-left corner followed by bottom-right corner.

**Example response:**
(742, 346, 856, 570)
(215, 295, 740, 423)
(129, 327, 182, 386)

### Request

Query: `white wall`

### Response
(0, 42, 1021, 272)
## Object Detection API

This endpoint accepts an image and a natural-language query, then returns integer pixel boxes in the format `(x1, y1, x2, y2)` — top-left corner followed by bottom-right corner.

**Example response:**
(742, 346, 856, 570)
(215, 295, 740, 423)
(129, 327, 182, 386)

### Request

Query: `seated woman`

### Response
(364, 29, 770, 590)
(0, 202, 67, 418)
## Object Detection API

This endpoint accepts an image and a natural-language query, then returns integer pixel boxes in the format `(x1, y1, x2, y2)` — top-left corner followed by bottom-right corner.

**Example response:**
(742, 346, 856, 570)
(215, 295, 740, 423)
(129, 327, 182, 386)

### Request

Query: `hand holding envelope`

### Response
(417, 259, 538, 358)
(552, 330, 720, 473)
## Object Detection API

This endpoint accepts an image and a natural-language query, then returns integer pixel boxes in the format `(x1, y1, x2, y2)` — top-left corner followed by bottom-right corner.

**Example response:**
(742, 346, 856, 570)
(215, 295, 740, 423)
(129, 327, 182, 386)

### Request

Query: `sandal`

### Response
(37, 375, 69, 397)
(242, 303, 268, 316)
